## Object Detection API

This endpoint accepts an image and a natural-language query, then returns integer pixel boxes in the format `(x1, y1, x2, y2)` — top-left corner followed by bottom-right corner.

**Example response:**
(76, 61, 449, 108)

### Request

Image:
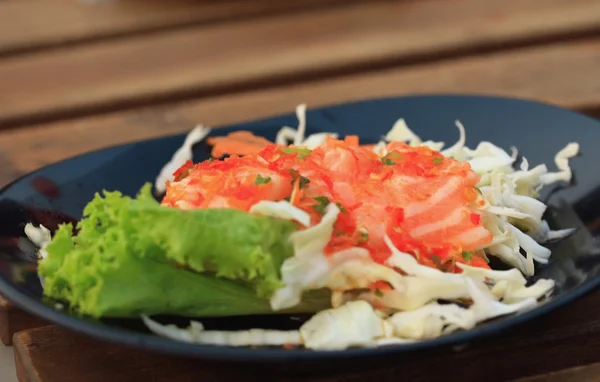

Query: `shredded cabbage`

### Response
(269, 203, 341, 310)
(142, 276, 539, 349)
(300, 301, 392, 350)
(24, 223, 52, 288)
(276, 104, 338, 149)
(154, 125, 211, 194)
(249, 200, 311, 227)
(24, 223, 51, 259)
(142, 315, 303, 346)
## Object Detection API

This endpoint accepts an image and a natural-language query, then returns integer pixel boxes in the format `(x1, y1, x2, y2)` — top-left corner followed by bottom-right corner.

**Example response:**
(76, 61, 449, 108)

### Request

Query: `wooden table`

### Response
(1, 0, 600, 381)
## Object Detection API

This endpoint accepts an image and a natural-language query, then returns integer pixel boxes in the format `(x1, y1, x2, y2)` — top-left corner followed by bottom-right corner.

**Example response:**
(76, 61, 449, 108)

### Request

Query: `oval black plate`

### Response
(1, 95, 600, 371)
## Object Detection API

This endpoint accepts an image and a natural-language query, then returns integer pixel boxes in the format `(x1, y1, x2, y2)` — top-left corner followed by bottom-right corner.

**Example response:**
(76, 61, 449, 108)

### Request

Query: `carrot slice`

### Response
(289, 178, 305, 205)
(207, 131, 273, 158)
(344, 135, 360, 147)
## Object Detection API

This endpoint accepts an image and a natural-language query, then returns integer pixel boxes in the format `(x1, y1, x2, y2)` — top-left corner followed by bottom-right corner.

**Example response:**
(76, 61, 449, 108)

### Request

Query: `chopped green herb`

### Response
(254, 174, 272, 185)
(381, 152, 403, 166)
(287, 168, 300, 177)
(280, 147, 312, 159)
(433, 157, 443, 165)
(461, 251, 473, 261)
(289, 171, 310, 189)
(284, 196, 291, 202)
(374, 289, 384, 297)
(298, 176, 310, 189)
(175, 170, 192, 182)
(208, 158, 216, 162)
(431, 255, 453, 272)
(431, 255, 442, 268)
(336, 202, 348, 213)
(384, 151, 403, 160)
(357, 231, 369, 244)
(312, 196, 331, 215)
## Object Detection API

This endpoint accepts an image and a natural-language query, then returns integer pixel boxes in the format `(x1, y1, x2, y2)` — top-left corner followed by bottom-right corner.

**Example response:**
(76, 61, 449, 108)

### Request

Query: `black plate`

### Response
(1, 95, 600, 371)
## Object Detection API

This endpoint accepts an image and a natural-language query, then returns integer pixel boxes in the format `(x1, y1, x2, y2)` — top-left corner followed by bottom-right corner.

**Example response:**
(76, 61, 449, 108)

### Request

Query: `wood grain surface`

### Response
(517, 363, 600, 382)
(1, 0, 600, 128)
(11, 290, 600, 382)
(0, 298, 49, 346)
(1, 38, 599, 187)
(0, 0, 351, 56)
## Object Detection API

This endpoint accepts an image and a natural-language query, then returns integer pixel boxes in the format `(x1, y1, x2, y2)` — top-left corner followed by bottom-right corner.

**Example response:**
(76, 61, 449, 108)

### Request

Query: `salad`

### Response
(25, 104, 579, 350)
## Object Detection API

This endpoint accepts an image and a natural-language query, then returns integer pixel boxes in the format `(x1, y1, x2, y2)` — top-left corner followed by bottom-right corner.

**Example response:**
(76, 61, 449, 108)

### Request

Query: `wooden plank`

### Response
(516, 363, 600, 382)
(1, 0, 600, 128)
(11, 291, 600, 382)
(0, 296, 49, 346)
(1, 38, 599, 186)
(14, 344, 35, 382)
(0, 0, 350, 57)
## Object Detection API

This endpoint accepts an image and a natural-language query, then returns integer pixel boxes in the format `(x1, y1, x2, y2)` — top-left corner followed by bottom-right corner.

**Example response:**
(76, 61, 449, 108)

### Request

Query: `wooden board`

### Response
(1, 0, 600, 128)
(0, 297, 49, 346)
(1, 38, 599, 187)
(0, 0, 350, 56)
(517, 363, 600, 382)
(11, 291, 600, 382)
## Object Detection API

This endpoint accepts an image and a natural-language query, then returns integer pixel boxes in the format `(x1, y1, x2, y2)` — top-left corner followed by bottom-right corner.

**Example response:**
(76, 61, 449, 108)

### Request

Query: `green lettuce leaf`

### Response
(38, 183, 329, 318)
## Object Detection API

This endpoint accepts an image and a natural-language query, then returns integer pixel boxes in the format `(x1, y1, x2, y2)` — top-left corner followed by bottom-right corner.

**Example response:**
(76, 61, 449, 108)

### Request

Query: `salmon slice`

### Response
(162, 136, 493, 272)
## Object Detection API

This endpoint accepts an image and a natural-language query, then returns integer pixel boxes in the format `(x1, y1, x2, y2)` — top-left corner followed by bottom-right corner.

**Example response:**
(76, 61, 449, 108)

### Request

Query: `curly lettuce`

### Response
(38, 183, 329, 318)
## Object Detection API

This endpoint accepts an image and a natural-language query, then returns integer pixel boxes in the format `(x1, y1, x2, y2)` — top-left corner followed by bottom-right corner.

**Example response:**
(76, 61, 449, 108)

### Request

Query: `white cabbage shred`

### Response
(276, 104, 339, 149)
(154, 125, 212, 194)
(142, 315, 303, 347)
(24, 223, 51, 260)
(24, 223, 52, 288)
(143, 105, 579, 350)
(249, 200, 312, 227)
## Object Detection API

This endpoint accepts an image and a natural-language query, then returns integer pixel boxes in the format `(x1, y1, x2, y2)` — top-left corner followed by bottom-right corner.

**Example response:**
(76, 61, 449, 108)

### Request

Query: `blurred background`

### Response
(1, 0, 599, 191)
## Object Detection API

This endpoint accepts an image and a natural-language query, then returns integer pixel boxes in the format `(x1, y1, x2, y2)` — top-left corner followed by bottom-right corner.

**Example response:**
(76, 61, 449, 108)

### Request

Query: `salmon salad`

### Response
(26, 104, 579, 350)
